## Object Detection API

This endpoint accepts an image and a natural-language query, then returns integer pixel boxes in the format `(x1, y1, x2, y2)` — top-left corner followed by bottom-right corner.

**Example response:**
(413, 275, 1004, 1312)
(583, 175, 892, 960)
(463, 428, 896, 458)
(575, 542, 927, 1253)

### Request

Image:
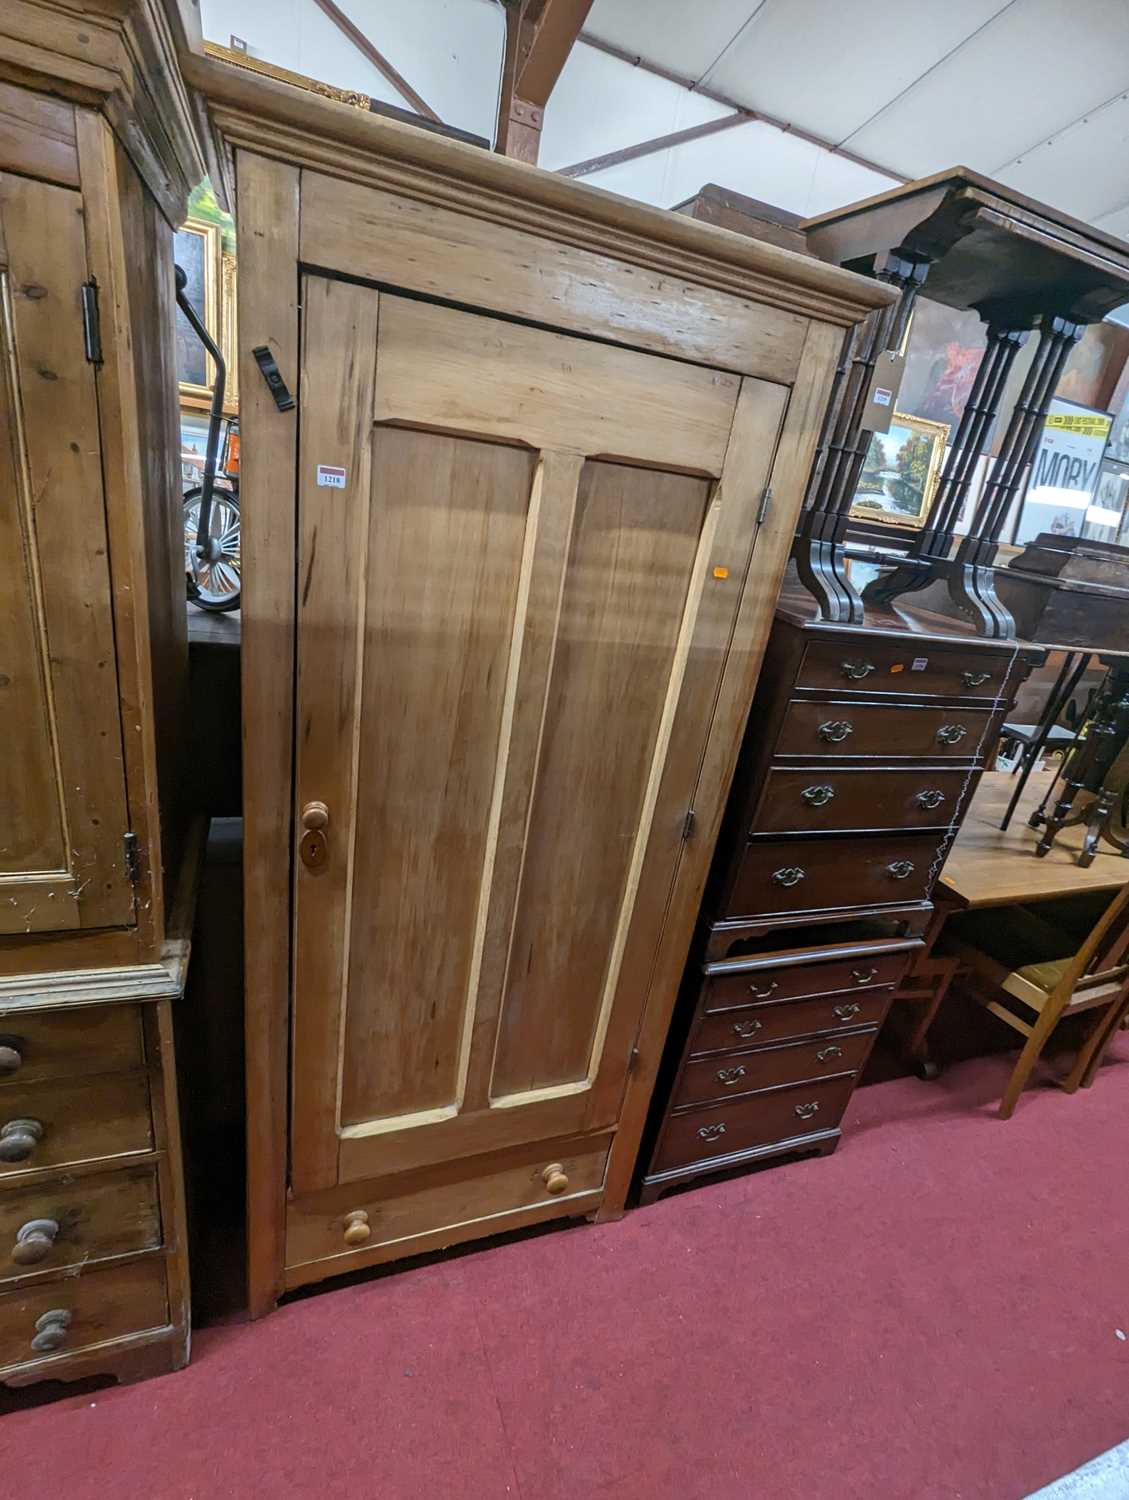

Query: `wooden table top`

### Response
(938, 771, 1129, 909)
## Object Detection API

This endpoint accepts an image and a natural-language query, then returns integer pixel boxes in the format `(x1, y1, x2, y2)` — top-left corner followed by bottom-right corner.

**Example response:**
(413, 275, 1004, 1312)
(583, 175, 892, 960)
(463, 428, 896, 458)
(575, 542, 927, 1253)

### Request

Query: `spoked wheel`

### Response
(184, 484, 241, 612)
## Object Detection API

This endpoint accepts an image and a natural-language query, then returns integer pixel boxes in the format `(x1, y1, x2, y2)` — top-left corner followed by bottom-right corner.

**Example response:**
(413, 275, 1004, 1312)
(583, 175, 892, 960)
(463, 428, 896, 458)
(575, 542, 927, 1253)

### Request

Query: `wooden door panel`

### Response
(292, 277, 788, 1190)
(0, 174, 132, 934)
(492, 461, 710, 1097)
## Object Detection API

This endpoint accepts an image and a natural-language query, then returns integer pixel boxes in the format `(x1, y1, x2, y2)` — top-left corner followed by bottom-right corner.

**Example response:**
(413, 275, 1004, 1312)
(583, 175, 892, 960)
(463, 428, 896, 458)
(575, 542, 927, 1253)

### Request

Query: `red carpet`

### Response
(4, 1040, 1129, 1499)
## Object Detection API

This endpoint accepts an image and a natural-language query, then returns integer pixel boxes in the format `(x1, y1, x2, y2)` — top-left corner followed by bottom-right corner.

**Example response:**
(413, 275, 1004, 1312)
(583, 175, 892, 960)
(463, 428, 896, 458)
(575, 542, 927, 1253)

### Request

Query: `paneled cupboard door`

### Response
(0, 174, 134, 935)
(291, 278, 787, 1190)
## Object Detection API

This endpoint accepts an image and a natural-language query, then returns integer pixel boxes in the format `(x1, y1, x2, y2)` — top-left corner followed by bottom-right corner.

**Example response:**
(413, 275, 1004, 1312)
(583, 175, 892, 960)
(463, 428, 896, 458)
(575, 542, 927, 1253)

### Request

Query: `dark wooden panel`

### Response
(672, 1029, 875, 1110)
(775, 700, 993, 759)
(651, 1075, 857, 1175)
(795, 636, 1009, 699)
(692, 990, 891, 1053)
(729, 833, 941, 918)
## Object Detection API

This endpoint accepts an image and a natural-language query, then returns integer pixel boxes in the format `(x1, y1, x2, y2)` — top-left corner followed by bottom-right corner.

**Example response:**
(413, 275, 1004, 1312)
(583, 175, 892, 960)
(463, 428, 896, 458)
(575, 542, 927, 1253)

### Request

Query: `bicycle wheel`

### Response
(184, 484, 241, 612)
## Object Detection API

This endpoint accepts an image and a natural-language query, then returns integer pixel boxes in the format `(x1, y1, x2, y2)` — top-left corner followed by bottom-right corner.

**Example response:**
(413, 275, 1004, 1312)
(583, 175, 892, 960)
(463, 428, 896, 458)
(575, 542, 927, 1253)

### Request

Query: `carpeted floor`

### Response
(4, 1038, 1128, 1500)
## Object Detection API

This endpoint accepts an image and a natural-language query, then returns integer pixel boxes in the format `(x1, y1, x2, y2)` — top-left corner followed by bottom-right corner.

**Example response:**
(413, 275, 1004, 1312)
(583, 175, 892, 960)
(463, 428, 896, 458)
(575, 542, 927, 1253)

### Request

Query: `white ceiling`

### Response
(583, 0, 1129, 232)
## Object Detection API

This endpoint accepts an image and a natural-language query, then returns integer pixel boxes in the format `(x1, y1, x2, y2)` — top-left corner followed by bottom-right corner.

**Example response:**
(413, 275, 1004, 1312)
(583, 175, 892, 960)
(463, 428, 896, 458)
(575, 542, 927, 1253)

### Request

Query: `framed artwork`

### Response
(851, 413, 950, 530)
(174, 186, 238, 413)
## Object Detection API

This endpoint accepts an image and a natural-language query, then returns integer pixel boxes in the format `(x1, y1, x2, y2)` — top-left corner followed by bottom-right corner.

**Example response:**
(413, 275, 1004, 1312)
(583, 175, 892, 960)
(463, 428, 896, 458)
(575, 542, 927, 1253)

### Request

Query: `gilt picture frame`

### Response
(174, 213, 238, 413)
(850, 412, 950, 530)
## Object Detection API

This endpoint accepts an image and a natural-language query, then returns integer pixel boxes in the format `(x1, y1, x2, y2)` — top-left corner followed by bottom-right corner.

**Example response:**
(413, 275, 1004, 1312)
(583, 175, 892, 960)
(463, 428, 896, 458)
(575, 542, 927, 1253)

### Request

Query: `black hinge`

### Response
(123, 832, 141, 886)
(81, 280, 103, 365)
(682, 809, 696, 840)
(252, 345, 295, 411)
(756, 484, 773, 526)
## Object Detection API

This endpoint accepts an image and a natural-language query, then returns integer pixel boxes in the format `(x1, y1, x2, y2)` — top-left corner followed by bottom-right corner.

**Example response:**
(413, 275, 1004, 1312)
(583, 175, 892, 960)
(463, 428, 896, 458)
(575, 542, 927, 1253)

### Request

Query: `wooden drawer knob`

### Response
(0, 1040, 22, 1077)
(30, 1308, 71, 1354)
(542, 1163, 569, 1195)
(301, 800, 329, 831)
(343, 1209, 371, 1246)
(12, 1218, 59, 1266)
(0, 1119, 44, 1164)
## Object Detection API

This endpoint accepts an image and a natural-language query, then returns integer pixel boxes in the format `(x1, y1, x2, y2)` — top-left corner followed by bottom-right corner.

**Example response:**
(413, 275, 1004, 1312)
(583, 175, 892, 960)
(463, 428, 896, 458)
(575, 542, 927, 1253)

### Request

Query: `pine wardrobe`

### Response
(189, 56, 893, 1314)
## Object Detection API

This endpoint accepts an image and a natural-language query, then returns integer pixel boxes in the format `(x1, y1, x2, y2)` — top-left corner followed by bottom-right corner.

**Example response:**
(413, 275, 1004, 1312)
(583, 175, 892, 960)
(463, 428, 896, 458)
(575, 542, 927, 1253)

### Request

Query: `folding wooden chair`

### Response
(942, 884, 1129, 1118)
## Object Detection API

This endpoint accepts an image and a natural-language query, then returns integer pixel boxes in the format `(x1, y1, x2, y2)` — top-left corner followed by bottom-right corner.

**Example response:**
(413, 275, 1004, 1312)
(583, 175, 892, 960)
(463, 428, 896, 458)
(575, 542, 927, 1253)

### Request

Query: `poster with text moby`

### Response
(1012, 398, 1113, 546)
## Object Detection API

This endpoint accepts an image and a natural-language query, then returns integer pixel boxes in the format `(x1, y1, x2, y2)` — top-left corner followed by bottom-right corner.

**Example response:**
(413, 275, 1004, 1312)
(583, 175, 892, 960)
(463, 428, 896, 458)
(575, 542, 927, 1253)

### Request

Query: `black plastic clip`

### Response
(252, 345, 295, 411)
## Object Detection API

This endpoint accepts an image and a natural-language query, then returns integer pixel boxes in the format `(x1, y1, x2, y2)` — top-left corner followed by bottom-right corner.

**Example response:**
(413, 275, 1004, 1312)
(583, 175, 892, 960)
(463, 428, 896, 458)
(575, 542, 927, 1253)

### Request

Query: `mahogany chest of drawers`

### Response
(638, 603, 1041, 1201)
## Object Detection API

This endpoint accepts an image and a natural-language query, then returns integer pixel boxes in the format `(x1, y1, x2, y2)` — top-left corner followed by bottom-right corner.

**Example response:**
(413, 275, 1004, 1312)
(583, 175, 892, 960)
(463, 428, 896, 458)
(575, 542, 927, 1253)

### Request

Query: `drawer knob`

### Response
(771, 866, 805, 888)
(0, 1119, 44, 1164)
(800, 784, 835, 807)
(840, 660, 875, 681)
(833, 1002, 861, 1021)
(542, 1163, 569, 1195)
(732, 1017, 763, 1039)
(817, 719, 853, 743)
(747, 980, 778, 999)
(12, 1218, 59, 1266)
(936, 723, 968, 745)
(887, 860, 915, 880)
(716, 1066, 747, 1088)
(0, 1038, 22, 1077)
(816, 1045, 844, 1063)
(794, 1101, 821, 1121)
(30, 1309, 71, 1354)
(916, 789, 946, 810)
(342, 1210, 371, 1247)
(697, 1123, 727, 1143)
(963, 671, 991, 689)
(301, 800, 330, 830)
(852, 967, 879, 984)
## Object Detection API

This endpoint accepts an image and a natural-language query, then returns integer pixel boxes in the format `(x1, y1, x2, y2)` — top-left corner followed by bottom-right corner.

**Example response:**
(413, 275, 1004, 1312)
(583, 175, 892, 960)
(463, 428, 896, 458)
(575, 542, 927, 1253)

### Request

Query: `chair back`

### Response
(1065, 883, 1129, 990)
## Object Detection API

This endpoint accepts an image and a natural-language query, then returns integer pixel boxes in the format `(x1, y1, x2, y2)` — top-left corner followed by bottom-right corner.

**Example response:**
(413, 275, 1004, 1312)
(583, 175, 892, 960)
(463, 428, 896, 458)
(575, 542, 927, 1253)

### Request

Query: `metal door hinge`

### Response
(123, 832, 141, 886)
(756, 484, 773, 526)
(628, 1045, 641, 1074)
(81, 280, 102, 365)
(252, 345, 295, 411)
(682, 809, 696, 840)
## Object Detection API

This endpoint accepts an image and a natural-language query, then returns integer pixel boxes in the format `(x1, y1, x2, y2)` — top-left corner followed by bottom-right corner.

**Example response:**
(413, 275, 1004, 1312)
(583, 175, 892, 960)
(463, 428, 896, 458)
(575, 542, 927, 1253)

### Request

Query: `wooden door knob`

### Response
(30, 1309, 71, 1353)
(0, 1119, 44, 1164)
(12, 1218, 59, 1266)
(0, 1042, 22, 1076)
(542, 1163, 569, 1195)
(301, 801, 329, 831)
(343, 1209, 371, 1246)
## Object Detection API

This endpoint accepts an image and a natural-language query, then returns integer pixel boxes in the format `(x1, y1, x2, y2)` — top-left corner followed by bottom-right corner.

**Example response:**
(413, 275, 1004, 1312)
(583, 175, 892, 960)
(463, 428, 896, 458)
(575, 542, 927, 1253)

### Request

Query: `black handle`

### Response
(937, 724, 968, 745)
(916, 789, 946, 810)
(801, 784, 835, 807)
(962, 671, 991, 689)
(818, 720, 853, 743)
(771, 867, 805, 888)
(841, 660, 876, 681)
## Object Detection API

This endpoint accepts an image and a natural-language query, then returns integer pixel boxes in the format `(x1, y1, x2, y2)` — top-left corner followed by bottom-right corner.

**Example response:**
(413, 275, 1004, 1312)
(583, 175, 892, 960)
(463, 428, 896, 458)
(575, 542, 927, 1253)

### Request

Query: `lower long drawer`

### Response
(651, 1075, 857, 1176)
(728, 833, 940, 919)
(285, 1138, 610, 1283)
(0, 1258, 168, 1374)
(692, 989, 892, 1053)
(0, 1166, 161, 1286)
(673, 1029, 876, 1110)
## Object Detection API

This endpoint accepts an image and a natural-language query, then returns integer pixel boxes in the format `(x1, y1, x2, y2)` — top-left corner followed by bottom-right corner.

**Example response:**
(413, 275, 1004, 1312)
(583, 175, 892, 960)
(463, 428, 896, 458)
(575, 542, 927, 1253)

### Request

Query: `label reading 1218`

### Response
(316, 464, 347, 489)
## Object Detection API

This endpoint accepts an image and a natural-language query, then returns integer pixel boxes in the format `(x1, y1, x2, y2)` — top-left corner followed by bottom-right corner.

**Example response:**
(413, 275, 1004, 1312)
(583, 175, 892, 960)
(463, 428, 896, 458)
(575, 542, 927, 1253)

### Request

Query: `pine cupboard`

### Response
(188, 54, 895, 1314)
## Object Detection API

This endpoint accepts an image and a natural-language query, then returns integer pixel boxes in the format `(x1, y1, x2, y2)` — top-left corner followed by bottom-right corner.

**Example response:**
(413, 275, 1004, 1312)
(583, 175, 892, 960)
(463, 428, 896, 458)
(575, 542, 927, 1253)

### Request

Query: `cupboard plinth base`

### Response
(638, 1128, 841, 1207)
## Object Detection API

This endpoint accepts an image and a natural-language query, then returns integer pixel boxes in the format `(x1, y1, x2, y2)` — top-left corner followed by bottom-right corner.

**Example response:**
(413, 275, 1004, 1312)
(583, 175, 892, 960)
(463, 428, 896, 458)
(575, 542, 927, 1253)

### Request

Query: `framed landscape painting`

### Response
(851, 413, 950, 530)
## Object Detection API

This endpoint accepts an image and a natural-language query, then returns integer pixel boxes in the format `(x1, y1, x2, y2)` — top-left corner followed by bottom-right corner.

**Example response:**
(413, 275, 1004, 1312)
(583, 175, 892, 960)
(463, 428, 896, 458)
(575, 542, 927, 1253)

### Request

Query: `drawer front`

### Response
(0, 1076, 152, 1178)
(0, 1258, 167, 1372)
(673, 1030, 876, 1109)
(286, 1141, 610, 1273)
(705, 949, 909, 1011)
(652, 1076, 857, 1175)
(0, 1007, 143, 1087)
(0, 1167, 160, 1284)
(751, 767, 967, 835)
(776, 701, 993, 759)
(692, 990, 891, 1053)
(797, 638, 1007, 700)
(729, 835, 939, 919)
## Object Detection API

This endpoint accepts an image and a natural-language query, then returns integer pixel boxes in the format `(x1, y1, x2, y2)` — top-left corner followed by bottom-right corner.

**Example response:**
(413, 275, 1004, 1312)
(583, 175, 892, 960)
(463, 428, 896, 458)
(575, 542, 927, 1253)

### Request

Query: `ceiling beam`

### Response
(560, 112, 751, 180)
(497, 0, 595, 164)
(309, 0, 442, 124)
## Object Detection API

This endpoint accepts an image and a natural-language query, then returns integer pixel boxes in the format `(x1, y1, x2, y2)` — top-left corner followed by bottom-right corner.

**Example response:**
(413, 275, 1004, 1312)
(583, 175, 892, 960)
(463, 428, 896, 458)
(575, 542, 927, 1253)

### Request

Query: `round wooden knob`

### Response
(0, 1044, 22, 1077)
(0, 1119, 44, 1164)
(542, 1163, 569, 1195)
(12, 1219, 59, 1266)
(301, 800, 329, 831)
(343, 1209, 371, 1246)
(31, 1309, 71, 1354)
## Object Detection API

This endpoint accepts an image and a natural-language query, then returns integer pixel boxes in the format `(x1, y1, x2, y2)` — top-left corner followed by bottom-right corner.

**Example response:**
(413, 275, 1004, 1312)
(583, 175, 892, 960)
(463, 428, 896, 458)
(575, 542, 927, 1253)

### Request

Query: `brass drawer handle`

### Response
(833, 1002, 861, 1021)
(852, 967, 878, 984)
(342, 1210, 371, 1247)
(698, 1123, 727, 1143)
(815, 1045, 844, 1063)
(0, 1036, 23, 1077)
(747, 980, 778, 999)
(542, 1163, 569, 1195)
(936, 723, 968, 745)
(916, 789, 946, 810)
(12, 1219, 59, 1266)
(818, 719, 853, 743)
(0, 1119, 44, 1164)
(31, 1309, 71, 1354)
(800, 784, 835, 807)
(716, 1066, 747, 1088)
(732, 1017, 763, 1039)
(794, 1101, 820, 1121)
(771, 866, 805, 888)
(888, 860, 915, 880)
(841, 660, 875, 680)
(963, 671, 990, 689)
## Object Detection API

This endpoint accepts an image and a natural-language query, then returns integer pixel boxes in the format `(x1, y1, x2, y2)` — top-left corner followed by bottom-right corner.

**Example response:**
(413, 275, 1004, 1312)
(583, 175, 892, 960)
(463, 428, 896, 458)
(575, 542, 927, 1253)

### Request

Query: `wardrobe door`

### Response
(291, 277, 787, 1191)
(0, 174, 133, 934)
